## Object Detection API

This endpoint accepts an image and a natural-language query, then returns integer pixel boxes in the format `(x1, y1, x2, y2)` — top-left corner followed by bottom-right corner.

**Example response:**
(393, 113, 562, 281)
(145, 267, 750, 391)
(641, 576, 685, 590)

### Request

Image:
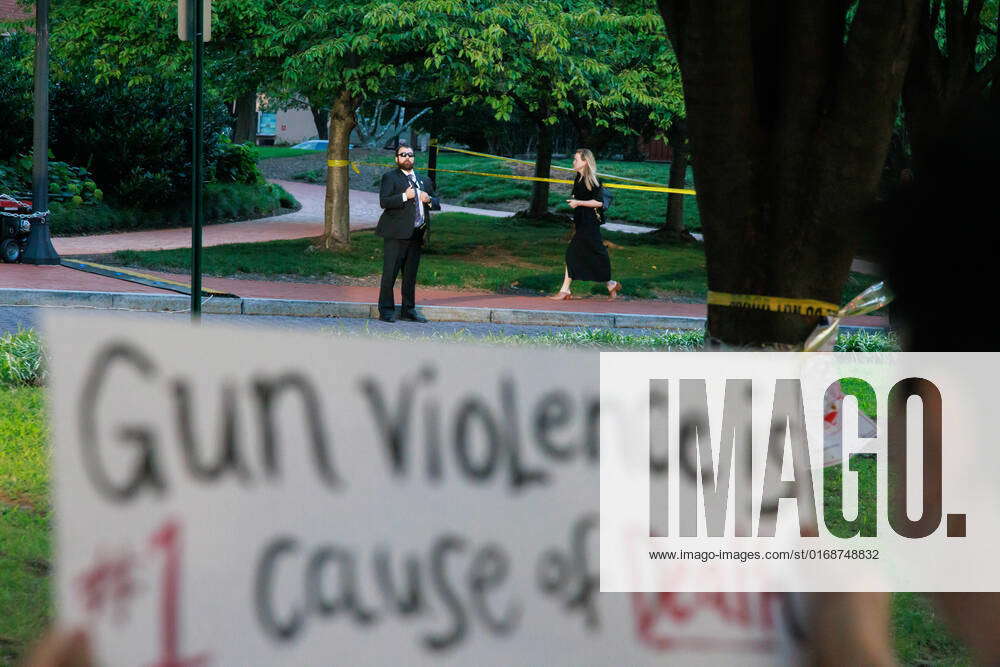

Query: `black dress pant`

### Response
(378, 226, 425, 315)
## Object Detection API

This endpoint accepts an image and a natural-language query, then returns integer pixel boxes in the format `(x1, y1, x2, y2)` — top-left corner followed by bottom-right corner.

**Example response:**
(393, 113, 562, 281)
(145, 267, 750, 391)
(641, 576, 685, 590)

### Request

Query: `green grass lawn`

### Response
(110, 212, 879, 304)
(0, 386, 51, 667)
(255, 146, 325, 159)
(114, 212, 709, 298)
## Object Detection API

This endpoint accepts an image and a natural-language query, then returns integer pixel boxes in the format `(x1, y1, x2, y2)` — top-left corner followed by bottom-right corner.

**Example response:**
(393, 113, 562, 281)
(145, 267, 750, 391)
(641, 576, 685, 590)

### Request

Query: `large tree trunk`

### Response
(528, 121, 553, 218)
(232, 91, 257, 144)
(310, 105, 329, 140)
(903, 0, 999, 179)
(322, 89, 357, 250)
(655, 119, 694, 242)
(657, 1, 919, 347)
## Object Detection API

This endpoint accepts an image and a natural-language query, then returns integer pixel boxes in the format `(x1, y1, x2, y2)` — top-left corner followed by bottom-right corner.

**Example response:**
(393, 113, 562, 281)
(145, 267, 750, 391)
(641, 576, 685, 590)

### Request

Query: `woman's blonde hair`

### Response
(575, 148, 600, 190)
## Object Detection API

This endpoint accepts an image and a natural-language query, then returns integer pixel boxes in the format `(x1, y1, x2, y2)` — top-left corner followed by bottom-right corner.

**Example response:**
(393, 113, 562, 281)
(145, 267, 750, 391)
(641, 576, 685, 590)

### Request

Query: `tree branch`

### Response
(945, 0, 962, 58)
(929, 0, 942, 36)
(511, 92, 543, 121)
(387, 98, 446, 109)
(966, 0, 986, 31)
(963, 0, 987, 70)
(656, 0, 688, 61)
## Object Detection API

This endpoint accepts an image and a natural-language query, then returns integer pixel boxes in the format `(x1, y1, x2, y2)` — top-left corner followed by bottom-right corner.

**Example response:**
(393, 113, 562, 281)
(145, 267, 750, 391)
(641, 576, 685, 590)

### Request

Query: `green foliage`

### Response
(438, 1, 684, 148)
(0, 385, 51, 666)
(834, 330, 900, 352)
(48, 0, 278, 114)
(0, 51, 239, 207)
(256, 147, 326, 160)
(822, 456, 878, 537)
(0, 155, 103, 206)
(0, 33, 34, 160)
(500, 327, 707, 350)
(47, 182, 297, 235)
(0, 330, 46, 388)
(892, 592, 970, 665)
(49, 74, 234, 207)
(211, 137, 265, 186)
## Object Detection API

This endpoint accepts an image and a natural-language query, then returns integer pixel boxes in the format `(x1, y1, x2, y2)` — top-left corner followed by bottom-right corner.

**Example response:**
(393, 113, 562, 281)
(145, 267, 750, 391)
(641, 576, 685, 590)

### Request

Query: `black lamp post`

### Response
(23, 0, 61, 265)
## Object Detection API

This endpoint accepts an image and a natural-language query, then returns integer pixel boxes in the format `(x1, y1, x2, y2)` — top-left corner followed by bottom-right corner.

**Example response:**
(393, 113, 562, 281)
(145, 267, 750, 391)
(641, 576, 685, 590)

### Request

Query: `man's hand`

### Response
(404, 186, 416, 200)
(419, 191, 431, 203)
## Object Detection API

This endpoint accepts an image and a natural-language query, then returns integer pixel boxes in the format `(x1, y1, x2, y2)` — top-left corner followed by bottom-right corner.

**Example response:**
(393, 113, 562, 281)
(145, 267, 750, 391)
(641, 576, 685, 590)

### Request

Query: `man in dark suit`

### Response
(375, 145, 441, 323)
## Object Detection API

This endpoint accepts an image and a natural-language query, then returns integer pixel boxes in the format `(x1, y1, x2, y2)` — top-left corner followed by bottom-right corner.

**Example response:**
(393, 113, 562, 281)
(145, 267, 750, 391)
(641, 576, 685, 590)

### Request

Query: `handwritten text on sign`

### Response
(48, 314, 801, 665)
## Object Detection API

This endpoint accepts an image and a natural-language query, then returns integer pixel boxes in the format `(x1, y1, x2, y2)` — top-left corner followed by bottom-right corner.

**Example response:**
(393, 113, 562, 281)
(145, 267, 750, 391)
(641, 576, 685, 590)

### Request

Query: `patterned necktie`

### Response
(409, 175, 424, 227)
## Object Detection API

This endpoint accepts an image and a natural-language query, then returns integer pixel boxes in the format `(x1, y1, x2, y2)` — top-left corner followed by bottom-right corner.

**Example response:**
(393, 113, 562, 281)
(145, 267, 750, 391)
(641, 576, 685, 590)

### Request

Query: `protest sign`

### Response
(47, 313, 803, 665)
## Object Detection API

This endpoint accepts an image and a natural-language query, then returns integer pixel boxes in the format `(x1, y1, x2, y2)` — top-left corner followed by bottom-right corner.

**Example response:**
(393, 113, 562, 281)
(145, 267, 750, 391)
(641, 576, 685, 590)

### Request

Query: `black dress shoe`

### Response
(399, 310, 428, 323)
(378, 312, 396, 323)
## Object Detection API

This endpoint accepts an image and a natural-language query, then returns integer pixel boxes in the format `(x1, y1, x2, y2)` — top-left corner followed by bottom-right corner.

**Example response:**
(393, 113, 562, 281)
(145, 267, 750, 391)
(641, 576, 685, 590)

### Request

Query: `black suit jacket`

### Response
(376, 169, 441, 239)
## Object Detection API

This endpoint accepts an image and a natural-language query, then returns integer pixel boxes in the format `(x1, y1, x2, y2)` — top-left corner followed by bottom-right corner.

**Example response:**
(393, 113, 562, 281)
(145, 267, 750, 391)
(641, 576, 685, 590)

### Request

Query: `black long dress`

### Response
(565, 175, 611, 282)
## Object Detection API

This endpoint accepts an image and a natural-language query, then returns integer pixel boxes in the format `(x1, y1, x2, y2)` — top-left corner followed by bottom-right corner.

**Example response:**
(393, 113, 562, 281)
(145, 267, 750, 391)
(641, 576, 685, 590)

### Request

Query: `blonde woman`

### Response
(550, 148, 621, 300)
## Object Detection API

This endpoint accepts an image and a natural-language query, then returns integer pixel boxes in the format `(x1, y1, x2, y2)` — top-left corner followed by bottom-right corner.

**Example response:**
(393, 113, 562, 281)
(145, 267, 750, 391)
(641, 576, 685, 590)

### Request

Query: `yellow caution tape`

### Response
(327, 159, 695, 194)
(434, 144, 550, 169)
(327, 159, 361, 174)
(604, 182, 696, 195)
(707, 291, 840, 317)
(706, 283, 892, 351)
(434, 144, 674, 189)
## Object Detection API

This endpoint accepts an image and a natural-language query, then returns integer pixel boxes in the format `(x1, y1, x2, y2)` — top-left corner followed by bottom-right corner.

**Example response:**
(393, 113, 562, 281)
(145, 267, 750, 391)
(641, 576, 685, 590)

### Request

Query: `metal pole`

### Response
(191, 0, 204, 319)
(24, 0, 60, 265)
(31, 0, 48, 219)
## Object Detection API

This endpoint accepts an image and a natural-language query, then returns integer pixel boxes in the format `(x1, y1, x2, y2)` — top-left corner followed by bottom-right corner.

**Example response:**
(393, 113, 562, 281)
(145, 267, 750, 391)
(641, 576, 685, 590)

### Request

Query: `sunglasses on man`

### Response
(397, 152, 414, 157)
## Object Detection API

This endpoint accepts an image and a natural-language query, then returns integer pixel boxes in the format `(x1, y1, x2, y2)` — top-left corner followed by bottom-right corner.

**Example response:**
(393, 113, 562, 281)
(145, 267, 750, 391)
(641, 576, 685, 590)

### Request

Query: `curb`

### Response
(0, 288, 888, 333)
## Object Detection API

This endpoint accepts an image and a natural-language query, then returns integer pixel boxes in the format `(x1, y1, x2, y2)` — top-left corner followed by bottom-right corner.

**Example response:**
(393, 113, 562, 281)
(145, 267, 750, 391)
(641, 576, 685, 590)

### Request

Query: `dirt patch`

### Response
(463, 198, 530, 212)
(648, 289, 706, 304)
(0, 488, 40, 514)
(221, 272, 381, 287)
(454, 246, 548, 270)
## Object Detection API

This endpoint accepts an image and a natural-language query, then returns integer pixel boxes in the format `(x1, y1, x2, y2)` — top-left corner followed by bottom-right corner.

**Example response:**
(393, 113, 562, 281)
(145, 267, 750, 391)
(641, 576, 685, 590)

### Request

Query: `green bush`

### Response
(47, 182, 299, 236)
(0, 329, 46, 387)
(1, 35, 236, 208)
(0, 34, 33, 160)
(833, 329, 900, 352)
(0, 155, 103, 206)
(291, 168, 325, 184)
(211, 137, 264, 186)
(46, 71, 234, 207)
